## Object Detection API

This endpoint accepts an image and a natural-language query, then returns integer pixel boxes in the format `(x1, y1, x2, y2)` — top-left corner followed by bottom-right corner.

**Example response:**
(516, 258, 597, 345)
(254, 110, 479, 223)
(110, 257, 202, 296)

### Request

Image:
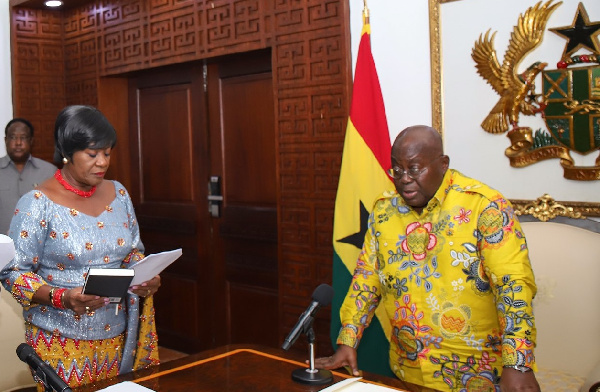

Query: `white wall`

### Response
(349, 0, 432, 135)
(349, 0, 600, 203)
(0, 0, 13, 157)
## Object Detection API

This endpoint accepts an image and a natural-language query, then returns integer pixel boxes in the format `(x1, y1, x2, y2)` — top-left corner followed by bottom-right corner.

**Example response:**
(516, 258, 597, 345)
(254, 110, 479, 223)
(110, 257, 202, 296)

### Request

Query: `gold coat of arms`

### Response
(472, 0, 600, 180)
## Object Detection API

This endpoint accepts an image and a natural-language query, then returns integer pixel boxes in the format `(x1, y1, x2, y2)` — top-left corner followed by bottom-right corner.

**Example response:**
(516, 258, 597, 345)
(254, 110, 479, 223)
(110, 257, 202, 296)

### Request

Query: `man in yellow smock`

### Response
(316, 125, 539, 392)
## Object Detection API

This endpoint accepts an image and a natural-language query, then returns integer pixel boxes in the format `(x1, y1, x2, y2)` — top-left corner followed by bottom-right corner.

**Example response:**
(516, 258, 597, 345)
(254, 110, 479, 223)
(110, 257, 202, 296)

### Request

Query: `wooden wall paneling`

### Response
(146, 1, 201, 65)
(95, 0, 271, 77)
(97, 76, 130, 189)
(11, 7, 66, 163)
(98, 1, 147, 75)
(10, 0, 353, 356)
(202, 0, 265, 55)
(273, 0, 351, 354)
(63, 5, 101, 107)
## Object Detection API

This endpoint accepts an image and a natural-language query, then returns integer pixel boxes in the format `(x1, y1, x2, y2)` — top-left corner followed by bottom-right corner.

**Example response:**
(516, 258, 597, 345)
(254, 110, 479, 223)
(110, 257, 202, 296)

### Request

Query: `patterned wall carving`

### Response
(11, 9, 65, 161)
(11, 0, 351, 351)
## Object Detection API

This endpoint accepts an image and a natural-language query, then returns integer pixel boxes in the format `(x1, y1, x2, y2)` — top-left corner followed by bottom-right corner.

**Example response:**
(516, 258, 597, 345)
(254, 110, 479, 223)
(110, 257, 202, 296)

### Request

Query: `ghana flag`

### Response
(330, 9, 395, 377)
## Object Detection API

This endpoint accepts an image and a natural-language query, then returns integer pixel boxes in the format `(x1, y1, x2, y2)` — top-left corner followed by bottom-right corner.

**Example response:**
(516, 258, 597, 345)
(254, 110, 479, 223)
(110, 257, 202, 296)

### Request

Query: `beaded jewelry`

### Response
(52, 288, 67, 309)
(54, 170, 97, 198)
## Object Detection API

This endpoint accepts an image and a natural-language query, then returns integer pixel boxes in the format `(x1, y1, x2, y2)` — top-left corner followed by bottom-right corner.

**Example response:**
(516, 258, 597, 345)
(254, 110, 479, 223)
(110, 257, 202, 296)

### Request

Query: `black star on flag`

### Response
(549, 2, 600, 59)
(337, 200, 369, 250)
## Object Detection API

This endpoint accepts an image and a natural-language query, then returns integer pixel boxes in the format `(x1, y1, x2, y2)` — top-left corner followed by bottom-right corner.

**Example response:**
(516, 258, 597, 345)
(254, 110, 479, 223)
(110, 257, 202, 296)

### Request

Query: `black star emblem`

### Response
(549, 3, 600, 59)
(337, 200, 369, 249)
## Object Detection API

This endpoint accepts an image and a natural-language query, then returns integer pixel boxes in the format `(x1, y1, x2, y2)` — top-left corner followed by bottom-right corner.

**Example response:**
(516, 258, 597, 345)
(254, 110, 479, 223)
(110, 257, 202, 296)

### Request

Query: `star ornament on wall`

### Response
(549, 2, 600, 59)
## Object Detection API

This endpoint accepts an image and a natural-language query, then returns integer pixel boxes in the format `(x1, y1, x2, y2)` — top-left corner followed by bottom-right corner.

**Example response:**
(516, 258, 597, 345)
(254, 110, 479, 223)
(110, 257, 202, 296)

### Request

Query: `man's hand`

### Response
(313, 344, 359, 376)
(500, 367, 540, 392)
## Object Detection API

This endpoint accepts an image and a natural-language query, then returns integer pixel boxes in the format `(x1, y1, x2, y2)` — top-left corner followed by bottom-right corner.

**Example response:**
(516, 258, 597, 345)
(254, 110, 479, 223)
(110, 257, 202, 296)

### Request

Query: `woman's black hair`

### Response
(53, 105, 117, 163)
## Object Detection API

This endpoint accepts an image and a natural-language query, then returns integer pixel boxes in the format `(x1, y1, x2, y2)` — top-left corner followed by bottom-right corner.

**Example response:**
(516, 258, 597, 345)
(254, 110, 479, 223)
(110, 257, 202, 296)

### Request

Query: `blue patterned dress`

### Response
(0, 182, 159, 388)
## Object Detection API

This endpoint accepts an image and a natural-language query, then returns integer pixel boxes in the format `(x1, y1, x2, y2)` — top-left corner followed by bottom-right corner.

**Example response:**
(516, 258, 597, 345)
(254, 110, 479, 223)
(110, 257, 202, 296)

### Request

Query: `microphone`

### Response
(282, 283, 334, 351)
(16, 343, 72, 392)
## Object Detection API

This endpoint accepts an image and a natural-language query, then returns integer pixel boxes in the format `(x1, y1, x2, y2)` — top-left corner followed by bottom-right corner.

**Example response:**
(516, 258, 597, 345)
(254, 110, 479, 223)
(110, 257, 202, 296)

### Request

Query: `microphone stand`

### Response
(34, 371, 58, 392)
(291, 323, 333, 385)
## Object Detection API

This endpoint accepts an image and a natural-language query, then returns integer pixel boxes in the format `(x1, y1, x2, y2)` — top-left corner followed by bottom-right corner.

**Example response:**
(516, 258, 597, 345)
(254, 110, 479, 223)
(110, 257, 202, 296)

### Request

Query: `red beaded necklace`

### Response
(54, 170, 97, 198)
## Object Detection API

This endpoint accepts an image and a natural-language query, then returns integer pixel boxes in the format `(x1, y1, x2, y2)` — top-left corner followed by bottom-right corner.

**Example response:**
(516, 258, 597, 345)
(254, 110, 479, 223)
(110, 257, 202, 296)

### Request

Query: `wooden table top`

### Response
(74, 344, 439, 392)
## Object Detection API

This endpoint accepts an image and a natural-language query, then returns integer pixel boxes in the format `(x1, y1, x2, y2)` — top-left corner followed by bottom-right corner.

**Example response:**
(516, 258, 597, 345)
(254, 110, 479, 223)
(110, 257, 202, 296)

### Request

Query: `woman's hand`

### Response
(129, 275, 161, 298)
(62, 287, 110, 315)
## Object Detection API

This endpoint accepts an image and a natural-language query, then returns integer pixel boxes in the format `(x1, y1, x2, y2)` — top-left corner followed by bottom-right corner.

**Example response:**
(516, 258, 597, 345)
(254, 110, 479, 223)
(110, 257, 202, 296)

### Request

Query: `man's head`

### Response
(5, 118, 34, 164)
(390, 125, 449, 213)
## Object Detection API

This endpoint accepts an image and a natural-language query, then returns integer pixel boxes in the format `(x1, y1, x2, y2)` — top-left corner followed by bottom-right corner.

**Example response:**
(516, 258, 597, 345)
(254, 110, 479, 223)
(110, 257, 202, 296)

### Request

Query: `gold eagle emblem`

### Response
(472, 0, 562, 133)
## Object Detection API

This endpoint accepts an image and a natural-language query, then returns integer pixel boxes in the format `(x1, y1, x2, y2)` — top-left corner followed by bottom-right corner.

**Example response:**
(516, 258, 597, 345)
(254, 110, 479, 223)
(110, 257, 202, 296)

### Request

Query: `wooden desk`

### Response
(75, 345, 437, 392)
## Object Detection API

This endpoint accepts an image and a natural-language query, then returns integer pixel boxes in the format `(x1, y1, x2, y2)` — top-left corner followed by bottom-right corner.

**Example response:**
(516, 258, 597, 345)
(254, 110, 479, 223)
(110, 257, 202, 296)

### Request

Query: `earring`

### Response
(62, 157, 68, 164)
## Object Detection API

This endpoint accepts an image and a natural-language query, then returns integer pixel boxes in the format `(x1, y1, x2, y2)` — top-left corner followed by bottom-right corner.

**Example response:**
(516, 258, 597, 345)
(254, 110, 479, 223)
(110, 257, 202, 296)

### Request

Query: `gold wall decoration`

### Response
(471, 1, 600, 181)
(513, 193, 584, 221)
(512, 194, 600, 218)
(429, 0, 600, 216)
(472, 1, 560, 134)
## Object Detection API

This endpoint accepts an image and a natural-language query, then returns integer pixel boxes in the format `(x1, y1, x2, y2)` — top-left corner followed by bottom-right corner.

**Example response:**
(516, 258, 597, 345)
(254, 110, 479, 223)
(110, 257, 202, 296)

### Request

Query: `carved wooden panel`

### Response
(11, 8, 65, 163)
(98, 2, 146, 73)
(10, 0, 351, 354)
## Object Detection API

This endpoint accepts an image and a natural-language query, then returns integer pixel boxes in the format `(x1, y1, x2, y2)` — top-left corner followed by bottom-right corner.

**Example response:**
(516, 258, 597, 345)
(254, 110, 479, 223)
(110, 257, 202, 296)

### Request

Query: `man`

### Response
(0, 118, 56, 234)
(317, 126, 539, 391)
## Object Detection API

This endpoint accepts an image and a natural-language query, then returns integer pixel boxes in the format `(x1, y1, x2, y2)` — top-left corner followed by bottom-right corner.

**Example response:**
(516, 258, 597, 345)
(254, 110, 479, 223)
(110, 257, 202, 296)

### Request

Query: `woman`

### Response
(0, 105, 160, 389)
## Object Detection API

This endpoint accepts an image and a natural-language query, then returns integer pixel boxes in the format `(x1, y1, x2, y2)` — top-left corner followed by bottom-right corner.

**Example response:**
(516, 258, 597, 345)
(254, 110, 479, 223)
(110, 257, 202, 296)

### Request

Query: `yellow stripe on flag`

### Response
(333, 119, 392, 271)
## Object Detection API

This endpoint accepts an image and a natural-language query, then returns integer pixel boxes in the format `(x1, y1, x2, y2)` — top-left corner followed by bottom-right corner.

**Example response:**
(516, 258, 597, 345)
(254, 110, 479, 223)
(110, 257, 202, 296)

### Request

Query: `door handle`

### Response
(208, 176, 223, 217)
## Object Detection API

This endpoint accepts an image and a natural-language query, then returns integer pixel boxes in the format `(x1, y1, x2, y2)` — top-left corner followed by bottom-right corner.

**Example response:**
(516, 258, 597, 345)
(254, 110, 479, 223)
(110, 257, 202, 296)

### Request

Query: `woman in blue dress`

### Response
(1, 105, 161, 389)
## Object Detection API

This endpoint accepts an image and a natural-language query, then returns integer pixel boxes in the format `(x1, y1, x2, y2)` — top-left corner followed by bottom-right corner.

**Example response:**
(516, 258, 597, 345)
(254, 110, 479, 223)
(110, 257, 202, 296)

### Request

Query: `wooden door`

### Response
(129, 50, 278, 352)
(128, 62, 212, 352)
(207, 50, 278, 347)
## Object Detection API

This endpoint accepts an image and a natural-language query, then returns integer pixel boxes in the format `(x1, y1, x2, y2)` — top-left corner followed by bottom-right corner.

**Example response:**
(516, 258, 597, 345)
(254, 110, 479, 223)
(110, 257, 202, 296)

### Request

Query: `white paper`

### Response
(129, 248, 182, 286)
(96, 381, 156, 391)
(0, 234, 15, 269)
(320, 377, 405, 392)
(320, 377, 363, 391)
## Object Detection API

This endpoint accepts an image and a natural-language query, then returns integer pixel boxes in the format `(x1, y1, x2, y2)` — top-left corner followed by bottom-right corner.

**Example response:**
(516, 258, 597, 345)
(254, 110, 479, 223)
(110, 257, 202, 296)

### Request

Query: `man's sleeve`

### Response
(337, 211, 383, 349)
(478, 196, 538, 370)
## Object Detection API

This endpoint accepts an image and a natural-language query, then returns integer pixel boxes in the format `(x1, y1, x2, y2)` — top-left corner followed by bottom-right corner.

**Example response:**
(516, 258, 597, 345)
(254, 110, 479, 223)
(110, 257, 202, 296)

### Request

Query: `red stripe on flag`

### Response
(349, 30, 391, 173)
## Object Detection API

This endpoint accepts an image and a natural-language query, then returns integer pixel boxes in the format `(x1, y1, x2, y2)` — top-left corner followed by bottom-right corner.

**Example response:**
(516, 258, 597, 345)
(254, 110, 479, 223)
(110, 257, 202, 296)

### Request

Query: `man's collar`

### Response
(432, 169, 455, 206)
(24, 155, 36, 167)
(0, 155, 11, 169)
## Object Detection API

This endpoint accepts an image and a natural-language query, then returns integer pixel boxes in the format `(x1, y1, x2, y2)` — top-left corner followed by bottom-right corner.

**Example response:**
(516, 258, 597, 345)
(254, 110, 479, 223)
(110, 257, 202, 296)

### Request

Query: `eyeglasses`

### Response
(6, 135, 31, 142)
(388, 156, 444, 180)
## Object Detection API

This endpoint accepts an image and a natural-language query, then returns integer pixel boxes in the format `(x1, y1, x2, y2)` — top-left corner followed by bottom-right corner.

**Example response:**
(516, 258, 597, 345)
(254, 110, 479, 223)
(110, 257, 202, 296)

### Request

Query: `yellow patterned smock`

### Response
(337, 169, 537, 392)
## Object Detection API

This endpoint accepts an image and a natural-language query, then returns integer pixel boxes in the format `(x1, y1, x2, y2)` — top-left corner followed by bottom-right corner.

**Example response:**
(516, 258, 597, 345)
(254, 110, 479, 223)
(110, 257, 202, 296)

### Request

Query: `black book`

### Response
(82, 268, 135, 303)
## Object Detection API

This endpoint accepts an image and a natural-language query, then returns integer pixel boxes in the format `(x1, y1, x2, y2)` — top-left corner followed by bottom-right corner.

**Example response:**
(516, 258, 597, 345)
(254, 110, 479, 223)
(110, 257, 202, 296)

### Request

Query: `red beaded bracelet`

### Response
(52, 288, 67, 309)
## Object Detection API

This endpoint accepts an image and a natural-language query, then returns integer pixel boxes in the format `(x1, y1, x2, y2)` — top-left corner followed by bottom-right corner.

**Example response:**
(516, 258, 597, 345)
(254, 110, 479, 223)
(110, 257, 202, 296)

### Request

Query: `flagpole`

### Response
(331, 0, 393, 374)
